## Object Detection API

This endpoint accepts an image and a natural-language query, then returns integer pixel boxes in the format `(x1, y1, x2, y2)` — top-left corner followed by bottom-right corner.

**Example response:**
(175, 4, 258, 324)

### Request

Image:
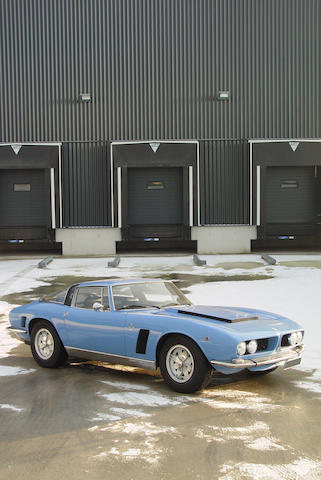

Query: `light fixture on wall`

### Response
(79, 93, 91, 102)
(217, 91, 230, 101)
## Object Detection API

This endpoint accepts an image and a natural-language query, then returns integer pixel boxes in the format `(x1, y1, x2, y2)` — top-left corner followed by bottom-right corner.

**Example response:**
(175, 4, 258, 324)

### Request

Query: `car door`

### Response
(63, 285, 126, 356)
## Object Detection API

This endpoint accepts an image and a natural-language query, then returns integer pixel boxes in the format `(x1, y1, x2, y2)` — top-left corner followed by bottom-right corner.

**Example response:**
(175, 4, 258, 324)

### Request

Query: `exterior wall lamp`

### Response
(79, 93, 91, 102)
(217, 91, 230, 100)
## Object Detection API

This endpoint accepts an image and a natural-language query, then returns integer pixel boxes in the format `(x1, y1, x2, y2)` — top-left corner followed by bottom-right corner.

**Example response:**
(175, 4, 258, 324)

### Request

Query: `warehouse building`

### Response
(0, 0, 320, 254)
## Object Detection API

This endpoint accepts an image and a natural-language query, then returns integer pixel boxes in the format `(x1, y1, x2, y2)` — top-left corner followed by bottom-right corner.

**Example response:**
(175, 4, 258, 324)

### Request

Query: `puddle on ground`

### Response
(279, 260, 321, 269)
(213, 262, 265, 270)
(153, 272, 272, 288)
(1, 276, 119, 305)
(1, 272, 273, 305)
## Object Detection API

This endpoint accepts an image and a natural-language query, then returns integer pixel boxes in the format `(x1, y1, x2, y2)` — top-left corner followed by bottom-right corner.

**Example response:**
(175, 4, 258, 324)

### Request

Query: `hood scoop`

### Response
(177, 305, 259, 323)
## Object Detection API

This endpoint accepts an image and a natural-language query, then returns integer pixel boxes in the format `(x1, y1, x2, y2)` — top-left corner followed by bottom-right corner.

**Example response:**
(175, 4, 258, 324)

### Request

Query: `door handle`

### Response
(63, 311, 69, 317)
(129, 323, 134, 330)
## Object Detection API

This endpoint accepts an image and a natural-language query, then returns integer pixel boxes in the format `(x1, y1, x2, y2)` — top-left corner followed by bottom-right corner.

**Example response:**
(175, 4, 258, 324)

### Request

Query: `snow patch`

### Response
(195, 421, 285, 451)
(110, 407, 150, 418)
(100, 380, 150, 391)
(200, 389, 282, 412)
(91, 420, 179, 465)
(101, 421, 176, 436)
(0, 403, 23, 412)
(0, 302, 20, 359)
(98, 391, 182, 407)
(0, 365, 35, 376)
(219, 457, 321, 480)
(246, 437, 287, 451)
(90, 412, 121, 422)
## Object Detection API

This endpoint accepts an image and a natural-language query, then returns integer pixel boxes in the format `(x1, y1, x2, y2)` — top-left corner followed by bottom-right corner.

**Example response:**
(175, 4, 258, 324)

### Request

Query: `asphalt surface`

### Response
(1, 339, 321, 480)
(1, 255, 321, 479)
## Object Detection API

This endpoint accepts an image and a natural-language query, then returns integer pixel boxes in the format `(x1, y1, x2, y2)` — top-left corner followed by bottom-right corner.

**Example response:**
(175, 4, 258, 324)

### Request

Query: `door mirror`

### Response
(93, 302, 104, 312)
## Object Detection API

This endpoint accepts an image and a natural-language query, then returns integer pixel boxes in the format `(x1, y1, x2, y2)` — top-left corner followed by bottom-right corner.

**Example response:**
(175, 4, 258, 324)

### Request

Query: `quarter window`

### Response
(74, 286, 110, 310)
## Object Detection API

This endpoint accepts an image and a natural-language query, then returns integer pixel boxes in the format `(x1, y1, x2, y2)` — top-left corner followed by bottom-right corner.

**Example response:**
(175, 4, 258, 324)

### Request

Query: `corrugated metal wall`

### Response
(61, 140, 248, 227)
(0, 0, 319, 141)
(62, 142, 111, 226)
(0, 0, 319, 228)
(200, 140, 249, 225)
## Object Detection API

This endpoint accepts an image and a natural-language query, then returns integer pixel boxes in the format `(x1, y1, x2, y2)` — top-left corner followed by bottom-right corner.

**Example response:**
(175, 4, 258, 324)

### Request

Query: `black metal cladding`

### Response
(0, 0, 319, 142)
(200, 140, 249, 225)
(61, 140, 249, 227)
(0, 0, 320, 227)
(62, 142, 111, 226)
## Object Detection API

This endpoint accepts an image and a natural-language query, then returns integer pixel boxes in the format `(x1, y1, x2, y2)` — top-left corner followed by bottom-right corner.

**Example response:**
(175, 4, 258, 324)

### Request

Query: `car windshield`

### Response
(40, 289, 68, 304)
(112, 281, 192, 310)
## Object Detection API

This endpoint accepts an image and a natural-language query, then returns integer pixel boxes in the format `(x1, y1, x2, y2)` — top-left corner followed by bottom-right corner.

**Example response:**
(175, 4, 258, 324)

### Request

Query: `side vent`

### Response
(136, 329, 150, 354)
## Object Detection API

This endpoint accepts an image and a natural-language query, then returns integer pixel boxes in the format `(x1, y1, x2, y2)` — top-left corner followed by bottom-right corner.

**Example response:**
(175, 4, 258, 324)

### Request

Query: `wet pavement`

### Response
(1, 341, 321, 480)
(1, 255, 321, 479)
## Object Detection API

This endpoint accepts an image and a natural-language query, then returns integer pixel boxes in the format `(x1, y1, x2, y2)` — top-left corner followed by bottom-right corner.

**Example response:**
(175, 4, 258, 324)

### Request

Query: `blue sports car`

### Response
(8, 279, 304, 392)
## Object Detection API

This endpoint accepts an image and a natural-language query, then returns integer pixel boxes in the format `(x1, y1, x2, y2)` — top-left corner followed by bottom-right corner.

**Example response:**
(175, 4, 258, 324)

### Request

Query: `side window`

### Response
(65, 285, 78, 306)
(74, 287, 102, 309)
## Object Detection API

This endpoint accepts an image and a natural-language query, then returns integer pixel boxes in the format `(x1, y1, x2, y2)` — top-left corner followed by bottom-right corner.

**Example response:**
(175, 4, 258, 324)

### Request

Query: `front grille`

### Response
(257, 338, 269, 352)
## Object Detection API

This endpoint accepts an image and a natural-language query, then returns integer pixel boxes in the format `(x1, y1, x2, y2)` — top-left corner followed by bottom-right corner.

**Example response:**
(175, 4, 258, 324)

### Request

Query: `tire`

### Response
(30, 321, 67, 368)
(247, 366, 278, 376)
(159, 335, 213, 393)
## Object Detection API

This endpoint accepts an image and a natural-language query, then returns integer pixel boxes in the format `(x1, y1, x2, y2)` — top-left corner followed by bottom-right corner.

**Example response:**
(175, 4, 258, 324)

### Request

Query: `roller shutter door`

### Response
(266, 166, 316, 224)
(0, 169, 47, 227)
(127, 167, 183, 225)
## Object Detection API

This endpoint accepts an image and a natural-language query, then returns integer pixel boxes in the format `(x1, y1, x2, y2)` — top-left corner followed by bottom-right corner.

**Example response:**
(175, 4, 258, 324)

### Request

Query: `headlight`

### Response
(288, 332, 297, 346)
(247, 340, 258, 354)
(237, 342, 247, 356)
(296, 331, 303, 344)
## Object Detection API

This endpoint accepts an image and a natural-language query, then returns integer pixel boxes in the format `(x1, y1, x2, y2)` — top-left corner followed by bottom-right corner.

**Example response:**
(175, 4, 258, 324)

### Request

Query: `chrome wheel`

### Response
(34, 328, 54, 360)
(165, 344, 195, 383)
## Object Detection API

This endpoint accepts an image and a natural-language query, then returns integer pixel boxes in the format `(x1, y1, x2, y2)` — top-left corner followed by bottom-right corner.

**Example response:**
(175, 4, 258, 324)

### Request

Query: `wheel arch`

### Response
(156, 332, 208, 367)
(29, 317, 57, 336)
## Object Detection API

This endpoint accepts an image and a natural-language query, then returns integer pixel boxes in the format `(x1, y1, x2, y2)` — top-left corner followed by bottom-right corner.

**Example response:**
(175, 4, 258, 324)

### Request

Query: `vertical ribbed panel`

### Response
(200, 140, 249, 224)
(0, 0, 319, 142)
(62, 142, 111, 226)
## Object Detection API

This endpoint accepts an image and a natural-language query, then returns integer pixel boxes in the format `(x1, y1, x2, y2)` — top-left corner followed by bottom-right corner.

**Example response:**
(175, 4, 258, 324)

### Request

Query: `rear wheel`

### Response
(159, 335, 213, 393)
(31, 321, 67, 368)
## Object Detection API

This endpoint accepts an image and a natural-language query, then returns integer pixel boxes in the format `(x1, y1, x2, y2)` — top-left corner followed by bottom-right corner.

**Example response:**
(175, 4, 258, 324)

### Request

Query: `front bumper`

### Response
(210, 344, 304, 369)
(8, 326, 27, 334)
(8, 326, 30, 345)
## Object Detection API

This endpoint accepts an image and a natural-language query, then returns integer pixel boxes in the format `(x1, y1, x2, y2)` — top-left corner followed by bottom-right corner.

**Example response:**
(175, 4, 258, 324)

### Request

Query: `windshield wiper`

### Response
(117, 304, 161, 310)
(161, 303, 192, 308)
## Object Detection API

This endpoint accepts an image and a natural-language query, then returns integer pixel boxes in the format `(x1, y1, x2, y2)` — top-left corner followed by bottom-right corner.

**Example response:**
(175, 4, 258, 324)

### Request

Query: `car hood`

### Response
(164, 305, 301, 334)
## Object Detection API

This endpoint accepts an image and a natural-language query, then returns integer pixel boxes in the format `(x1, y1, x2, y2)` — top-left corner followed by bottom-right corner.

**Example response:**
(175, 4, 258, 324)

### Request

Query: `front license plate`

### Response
(284, 358, 301, 369)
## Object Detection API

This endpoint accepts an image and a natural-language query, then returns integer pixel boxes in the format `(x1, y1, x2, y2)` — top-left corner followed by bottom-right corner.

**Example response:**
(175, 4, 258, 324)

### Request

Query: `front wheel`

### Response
(31, 321, 67, 368)
(159, 335, 213, 393)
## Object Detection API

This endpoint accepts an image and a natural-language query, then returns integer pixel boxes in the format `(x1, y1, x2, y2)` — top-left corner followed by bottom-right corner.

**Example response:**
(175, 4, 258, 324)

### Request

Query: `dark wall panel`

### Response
(0, 0, 319, 142)
(62, 142, 111, 226)
(199, 140, 249, 225)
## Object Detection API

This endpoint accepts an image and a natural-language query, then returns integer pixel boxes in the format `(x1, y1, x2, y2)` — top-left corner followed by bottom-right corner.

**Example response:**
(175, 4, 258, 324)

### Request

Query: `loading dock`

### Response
(112, 141, 199, 252)
(251, 140, 321, 249)
(0, 144, 62, 252)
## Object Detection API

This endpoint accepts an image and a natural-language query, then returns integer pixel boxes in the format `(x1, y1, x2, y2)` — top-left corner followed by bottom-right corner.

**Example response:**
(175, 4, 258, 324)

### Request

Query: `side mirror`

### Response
(93, 302, 104, 311)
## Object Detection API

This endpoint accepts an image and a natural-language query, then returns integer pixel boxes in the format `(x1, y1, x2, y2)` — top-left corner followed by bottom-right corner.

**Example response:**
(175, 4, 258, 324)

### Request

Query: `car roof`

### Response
(76, 279, 167, 287)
